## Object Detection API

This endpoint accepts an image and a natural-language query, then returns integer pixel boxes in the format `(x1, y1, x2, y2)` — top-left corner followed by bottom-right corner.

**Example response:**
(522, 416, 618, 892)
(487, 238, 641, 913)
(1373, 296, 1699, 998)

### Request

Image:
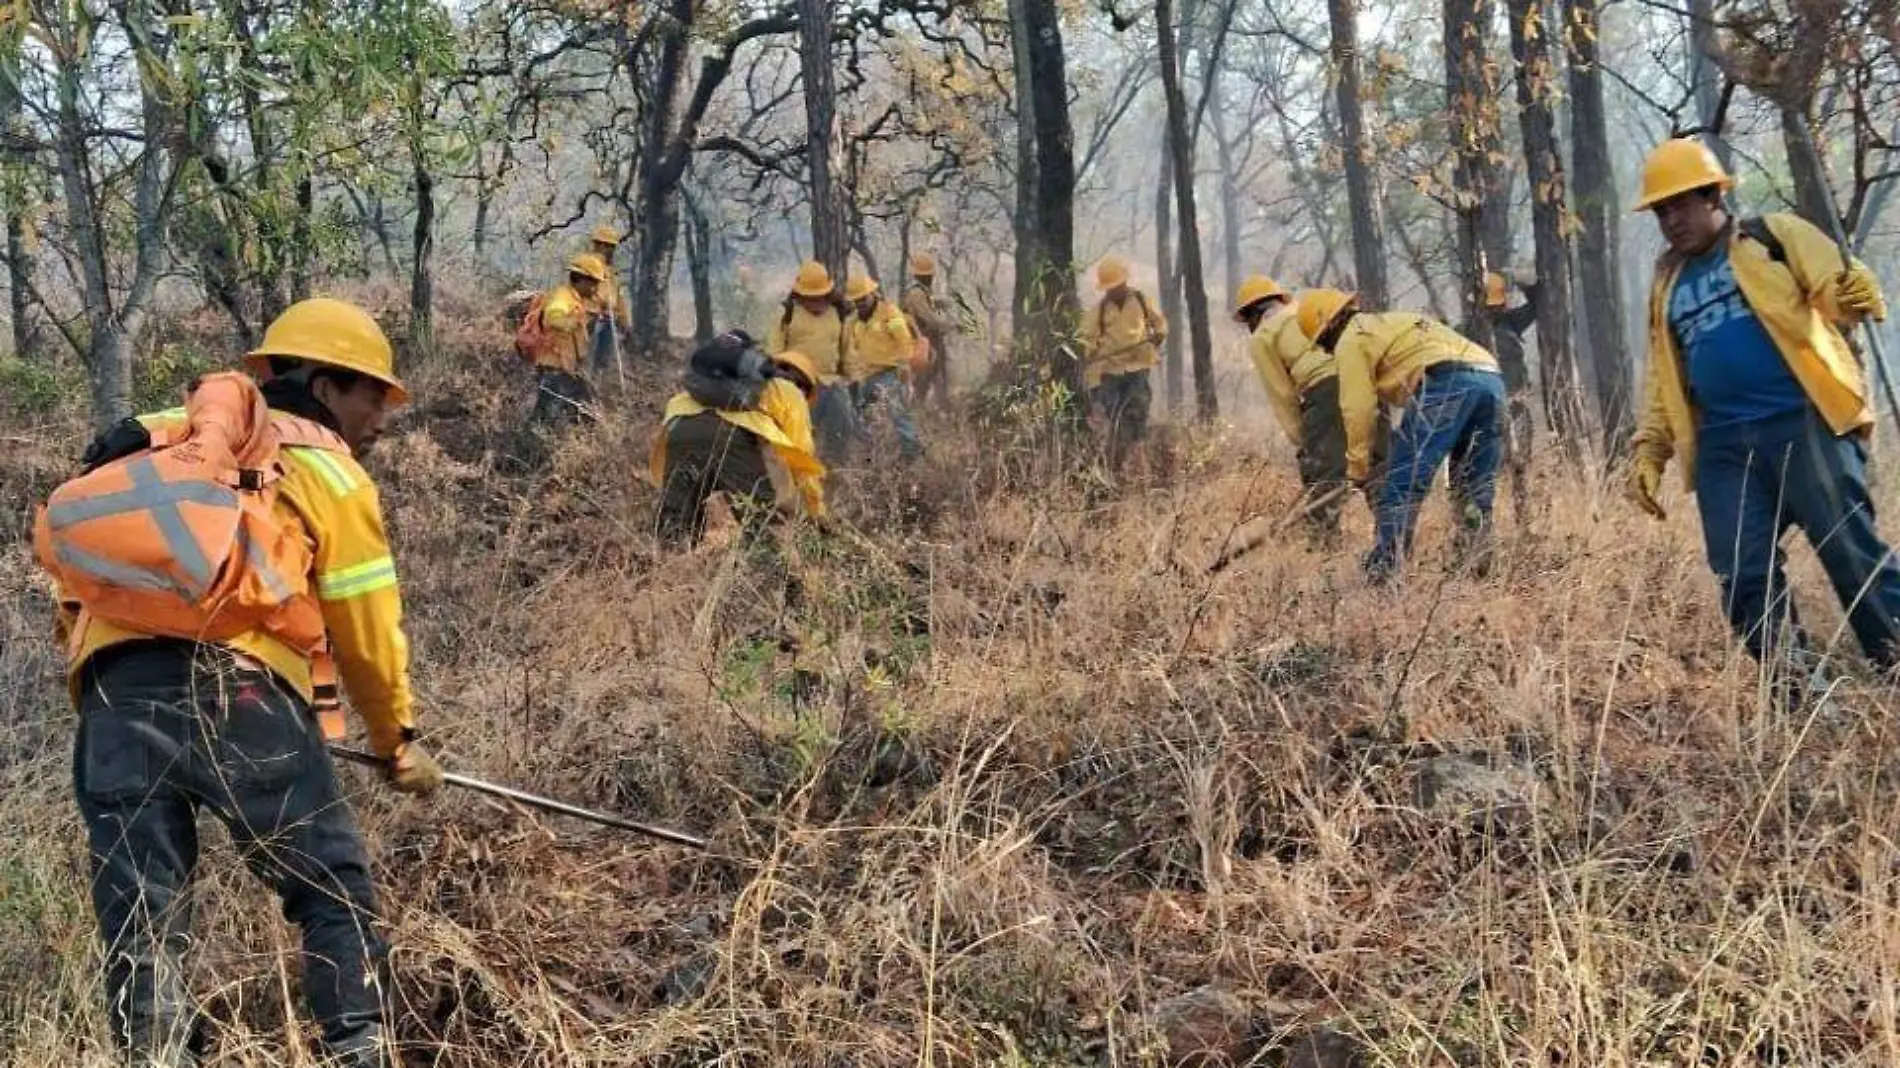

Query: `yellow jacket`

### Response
(649, 379, 827, 517)
(1249, 308, 1335, 445)
(849, 298, 918, 378)
(1632, 212, 1876, 486)
(536, 283, 593, 373)
(901, 285, 952, 339)
(65, 409, 418, 756)
(1080, 290, 1167, 387)
(1336, 312, 1499, 481)
(594, 265, 631, 333)
(767, 303, 856, 383)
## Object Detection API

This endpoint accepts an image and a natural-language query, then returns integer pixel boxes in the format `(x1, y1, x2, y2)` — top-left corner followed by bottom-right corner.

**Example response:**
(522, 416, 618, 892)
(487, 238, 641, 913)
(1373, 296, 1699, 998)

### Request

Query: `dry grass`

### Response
(5, 317, 1900, 1067)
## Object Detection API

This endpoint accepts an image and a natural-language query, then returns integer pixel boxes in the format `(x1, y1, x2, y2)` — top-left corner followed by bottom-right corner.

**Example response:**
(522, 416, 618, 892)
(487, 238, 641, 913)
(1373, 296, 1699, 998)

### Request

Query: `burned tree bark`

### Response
(1444, 0, 1502, 346)
(1328, 0, 1389, 306)
(1008, 0, 1079, 373)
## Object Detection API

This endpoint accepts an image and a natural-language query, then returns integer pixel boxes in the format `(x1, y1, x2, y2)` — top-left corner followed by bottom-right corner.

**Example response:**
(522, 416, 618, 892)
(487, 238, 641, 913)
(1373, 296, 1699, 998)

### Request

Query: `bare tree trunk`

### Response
(7, 209, 31, 358)
(1780, 104, 1838, 231)
(291, 172, 314, 301)
(684, 189, 716, 342)
(1155, 153, 1184, 410)
(1688, 0, 1732, 169)
(409, 138, 436, 359)
(1210, 95, 1244, 318)
(1567, 0, 1632, 450)
(629, 0, 693, 355)
(1157, 0, 1216, 420)
(1445, 0, 1500, 345)
(1328, 0, 1389, 306)
(1507, 0, 1586, 445)
(1009, 0, 1079, 377)
(798, 0, 848, 277)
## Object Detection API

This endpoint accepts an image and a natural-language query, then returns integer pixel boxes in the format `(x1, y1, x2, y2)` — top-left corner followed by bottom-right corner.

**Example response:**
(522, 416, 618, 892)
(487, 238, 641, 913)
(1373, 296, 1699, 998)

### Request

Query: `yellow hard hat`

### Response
(245, 298, 408, 406)
(792, 260, 834, 298)
(1233, 274, 1289, 318)
(1483, 271, 1509, 308)
(1633, 138, 1732, 212)
(568, 252, 610, 282)
(910, 252, 937, 277)
(1096, 256, 1131, 290)
(772, 350, 821, 395)
(589, 225, 622, 246)
(844, 274, 880, 302)
(1295, 288, 1358, 342)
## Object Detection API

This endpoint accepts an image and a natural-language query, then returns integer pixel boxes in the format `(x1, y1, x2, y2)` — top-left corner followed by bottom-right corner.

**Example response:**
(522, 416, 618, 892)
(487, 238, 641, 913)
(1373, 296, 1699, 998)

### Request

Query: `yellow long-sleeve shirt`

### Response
(535, 282, 593, 373)
(65, 410, 418, 755)
(1632, 212, 1877, 487)
(849, 298, 917, 378)
(595, 265, 632, 333)
(1081, 290, 1167, 387)
(1334, 312, 1499, 482)
(649, 379, 827, 517)
(767, 303, 856, 383)
(1249, 308, 1336, 446)
(901, 285, 952, 340)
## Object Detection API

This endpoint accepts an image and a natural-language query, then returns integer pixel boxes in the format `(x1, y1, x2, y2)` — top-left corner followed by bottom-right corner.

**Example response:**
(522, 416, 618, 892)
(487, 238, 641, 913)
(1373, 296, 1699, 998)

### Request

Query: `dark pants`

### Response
(656, 412, 774, 545)
(1297, 376, 1389, 546)
(530, 368, 593, 432)
(811, 384, 861, 468)
(1090, 369, 1152, 471)
(1694, 408, 1900, 668)
(913, 336, 950, 409)
(1369, 365, 1506, 579)
(74, 642, 388, 1067)
(857, 369, 925, 460)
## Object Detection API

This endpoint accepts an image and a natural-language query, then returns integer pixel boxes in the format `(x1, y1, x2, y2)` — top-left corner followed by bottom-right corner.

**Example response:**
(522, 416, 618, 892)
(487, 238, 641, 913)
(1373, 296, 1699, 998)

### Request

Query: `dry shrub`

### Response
(5, 315, 1900, 1066)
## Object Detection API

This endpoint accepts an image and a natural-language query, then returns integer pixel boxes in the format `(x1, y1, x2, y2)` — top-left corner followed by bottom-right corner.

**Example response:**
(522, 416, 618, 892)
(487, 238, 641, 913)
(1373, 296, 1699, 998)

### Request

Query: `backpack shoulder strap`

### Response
(1135, 289, 1157, 328)
(1740, 216, 1787, 264)
(780, 298, 797, 336)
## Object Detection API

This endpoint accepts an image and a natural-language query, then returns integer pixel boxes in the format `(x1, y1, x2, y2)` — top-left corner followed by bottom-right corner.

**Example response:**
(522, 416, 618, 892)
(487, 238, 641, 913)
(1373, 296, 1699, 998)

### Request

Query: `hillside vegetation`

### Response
(4, 313, 1900, 1067)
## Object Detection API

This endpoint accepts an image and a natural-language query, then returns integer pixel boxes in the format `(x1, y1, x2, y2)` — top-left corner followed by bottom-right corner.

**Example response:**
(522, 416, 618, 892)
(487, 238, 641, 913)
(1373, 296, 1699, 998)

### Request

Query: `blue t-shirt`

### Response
(1668, 244, 1809, 430)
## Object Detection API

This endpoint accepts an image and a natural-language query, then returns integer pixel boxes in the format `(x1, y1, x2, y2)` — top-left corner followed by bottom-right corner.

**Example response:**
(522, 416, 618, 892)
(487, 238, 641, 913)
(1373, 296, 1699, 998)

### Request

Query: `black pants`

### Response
(74, 642, 388, 1067)
(656, 412, 774, 545)
(1089, 370, 1152, 471)
(1296, 376, 1388, 545)
(530, 368, 593, 432)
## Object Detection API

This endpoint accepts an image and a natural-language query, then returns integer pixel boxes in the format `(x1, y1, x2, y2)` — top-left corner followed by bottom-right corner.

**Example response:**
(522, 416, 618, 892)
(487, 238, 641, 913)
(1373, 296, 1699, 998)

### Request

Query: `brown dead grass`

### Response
(4, 314, 1900, 1067)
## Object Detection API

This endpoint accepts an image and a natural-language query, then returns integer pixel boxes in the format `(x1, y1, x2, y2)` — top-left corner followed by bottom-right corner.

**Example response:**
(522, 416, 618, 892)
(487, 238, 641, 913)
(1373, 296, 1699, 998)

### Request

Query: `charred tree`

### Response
(1566, 0, 1632, 448)
(1328, 0, 1390, 306)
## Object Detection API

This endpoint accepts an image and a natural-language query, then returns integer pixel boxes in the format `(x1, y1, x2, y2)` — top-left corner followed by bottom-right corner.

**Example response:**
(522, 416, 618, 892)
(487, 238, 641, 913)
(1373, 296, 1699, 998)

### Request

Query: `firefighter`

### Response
(44, 298, 439, 1067)
(1626, 137, 1900, 688)
(1296, 288, 1506, 582)
(524, 253, 608, 430)
(845, 273, 926, 460)
(767, 260, 860, 465)
(1080, 256, 1166, 472)
(901, 253, 956, 409)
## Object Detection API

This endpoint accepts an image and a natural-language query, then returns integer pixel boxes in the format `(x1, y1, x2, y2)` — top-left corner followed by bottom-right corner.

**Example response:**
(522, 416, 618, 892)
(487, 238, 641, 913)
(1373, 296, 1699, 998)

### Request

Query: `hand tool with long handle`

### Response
(330, 745, 709, 850)
(1207, 483, 1353, 573)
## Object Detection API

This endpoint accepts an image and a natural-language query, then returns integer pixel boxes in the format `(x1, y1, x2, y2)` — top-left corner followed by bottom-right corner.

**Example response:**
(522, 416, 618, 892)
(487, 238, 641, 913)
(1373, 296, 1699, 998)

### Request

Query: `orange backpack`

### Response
(35, 372, 344, 657)
(514, 293, 551, 363)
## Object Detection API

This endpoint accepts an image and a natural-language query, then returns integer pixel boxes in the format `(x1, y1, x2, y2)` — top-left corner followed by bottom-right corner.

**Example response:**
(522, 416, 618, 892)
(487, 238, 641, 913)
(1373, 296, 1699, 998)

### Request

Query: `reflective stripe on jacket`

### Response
(1335, 312, 1499, 481)
(66, 409, 418, 756)
(1633, 212, 1875, 487)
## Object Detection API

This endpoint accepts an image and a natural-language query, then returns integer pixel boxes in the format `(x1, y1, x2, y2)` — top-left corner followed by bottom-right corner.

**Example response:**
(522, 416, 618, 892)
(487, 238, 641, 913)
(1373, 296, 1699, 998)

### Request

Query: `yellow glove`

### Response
(1835, 267, 1888, 322)
(386, 742, 445, 796)
(1627, 452, 1667, 520)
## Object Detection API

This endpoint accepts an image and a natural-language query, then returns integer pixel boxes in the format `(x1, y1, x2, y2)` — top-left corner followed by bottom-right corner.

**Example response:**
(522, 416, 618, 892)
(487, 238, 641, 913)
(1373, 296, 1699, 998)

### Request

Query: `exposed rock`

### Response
(1413, 752, 1540, 833)
(1284, 1024, 1368, 1068)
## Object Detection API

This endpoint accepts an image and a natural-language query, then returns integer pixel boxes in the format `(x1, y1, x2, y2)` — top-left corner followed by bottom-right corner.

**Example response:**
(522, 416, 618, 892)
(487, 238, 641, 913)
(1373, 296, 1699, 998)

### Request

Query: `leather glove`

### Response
(1626, 451, 1667, 520)
(386, 742, 445, 796)
(1835, 267, 1888, 322)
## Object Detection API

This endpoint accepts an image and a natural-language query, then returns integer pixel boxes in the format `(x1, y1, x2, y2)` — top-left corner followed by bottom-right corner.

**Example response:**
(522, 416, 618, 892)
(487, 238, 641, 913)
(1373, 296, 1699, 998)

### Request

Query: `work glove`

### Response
(1626, 450, 1667, 520)
(1834, 267, 1888, 322)
(386, 742, 445, 797)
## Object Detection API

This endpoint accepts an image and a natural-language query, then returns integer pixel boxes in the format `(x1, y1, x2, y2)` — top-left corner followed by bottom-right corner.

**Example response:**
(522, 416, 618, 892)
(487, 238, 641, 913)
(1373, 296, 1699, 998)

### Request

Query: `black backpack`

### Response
(683, 331, 772, 410)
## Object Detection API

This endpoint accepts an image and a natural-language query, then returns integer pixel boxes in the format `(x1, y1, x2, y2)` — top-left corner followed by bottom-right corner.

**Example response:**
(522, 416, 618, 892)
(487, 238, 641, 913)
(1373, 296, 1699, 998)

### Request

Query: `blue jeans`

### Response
(812, 384, 861, 466)
(1694, 408, 1900, 667)
(857, 369, 924, 459)
(1369, 365, 1506, 577)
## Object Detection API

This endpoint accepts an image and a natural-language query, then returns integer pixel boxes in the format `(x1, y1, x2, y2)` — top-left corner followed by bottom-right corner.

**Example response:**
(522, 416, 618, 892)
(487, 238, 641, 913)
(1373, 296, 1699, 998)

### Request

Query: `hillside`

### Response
(4, 318, 1900, 1067)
